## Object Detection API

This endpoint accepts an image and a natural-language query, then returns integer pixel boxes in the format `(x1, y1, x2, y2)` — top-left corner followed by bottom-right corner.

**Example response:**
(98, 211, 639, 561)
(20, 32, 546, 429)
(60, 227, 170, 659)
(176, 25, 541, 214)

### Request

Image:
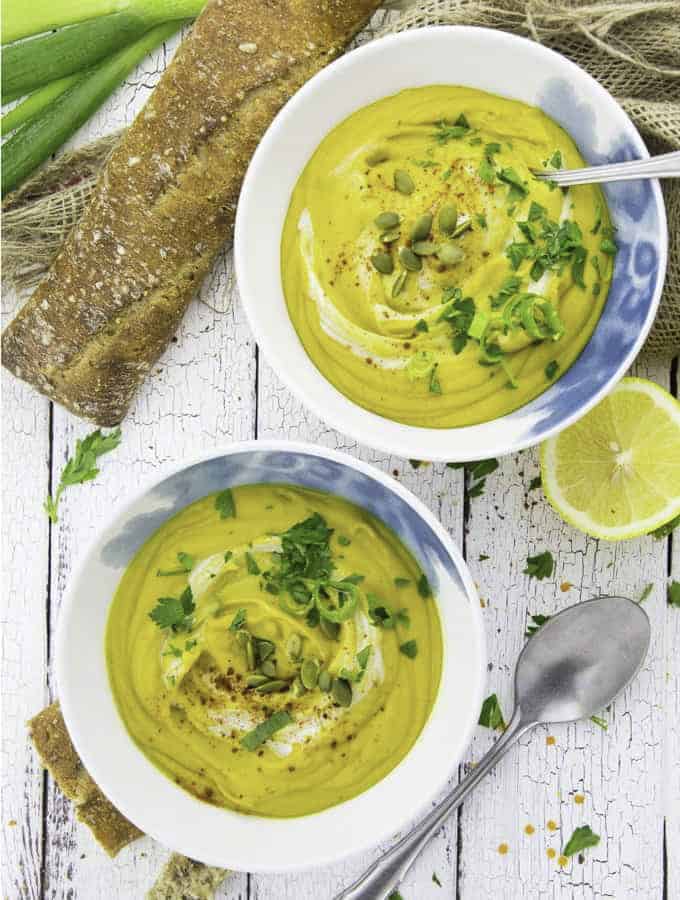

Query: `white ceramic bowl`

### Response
(56, 441, 485, 872)
(235, 26, 667, 461)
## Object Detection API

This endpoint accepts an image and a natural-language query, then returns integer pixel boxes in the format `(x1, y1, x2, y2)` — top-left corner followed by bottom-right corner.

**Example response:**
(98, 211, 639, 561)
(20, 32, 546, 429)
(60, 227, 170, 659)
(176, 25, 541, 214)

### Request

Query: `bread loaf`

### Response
(2, 0, 380, 424)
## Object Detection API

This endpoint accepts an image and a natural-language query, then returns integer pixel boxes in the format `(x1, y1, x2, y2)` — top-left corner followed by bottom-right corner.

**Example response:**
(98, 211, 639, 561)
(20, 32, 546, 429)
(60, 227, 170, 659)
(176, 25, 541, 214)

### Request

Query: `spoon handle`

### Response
(532, 149, 680, 186)
(334, 709, 532, 900)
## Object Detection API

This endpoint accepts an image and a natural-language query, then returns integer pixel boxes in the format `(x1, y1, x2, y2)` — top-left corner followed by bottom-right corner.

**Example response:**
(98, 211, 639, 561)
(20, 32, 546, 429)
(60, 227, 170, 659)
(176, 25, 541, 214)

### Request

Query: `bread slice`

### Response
(2, 0, 380, 425)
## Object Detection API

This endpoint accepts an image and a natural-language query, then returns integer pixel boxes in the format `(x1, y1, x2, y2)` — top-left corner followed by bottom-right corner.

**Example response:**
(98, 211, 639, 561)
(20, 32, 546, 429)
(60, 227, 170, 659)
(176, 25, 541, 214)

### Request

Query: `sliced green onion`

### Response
(2, 21, 181, 197)
(467, 310, 489, 341)
(1, 73, 80, 134)
(278, 591, 315, 618)
(314, 581, 359, 624)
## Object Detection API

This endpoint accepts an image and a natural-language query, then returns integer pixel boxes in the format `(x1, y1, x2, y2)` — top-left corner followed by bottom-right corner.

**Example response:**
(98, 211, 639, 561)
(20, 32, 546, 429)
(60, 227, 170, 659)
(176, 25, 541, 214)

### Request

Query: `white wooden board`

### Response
(1, 22, 677, 900)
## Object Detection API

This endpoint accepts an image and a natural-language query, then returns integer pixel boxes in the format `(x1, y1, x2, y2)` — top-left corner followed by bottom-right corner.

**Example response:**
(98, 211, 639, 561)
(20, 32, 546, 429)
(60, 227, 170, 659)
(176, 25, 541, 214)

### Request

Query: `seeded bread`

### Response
(2, 0, 380, 425)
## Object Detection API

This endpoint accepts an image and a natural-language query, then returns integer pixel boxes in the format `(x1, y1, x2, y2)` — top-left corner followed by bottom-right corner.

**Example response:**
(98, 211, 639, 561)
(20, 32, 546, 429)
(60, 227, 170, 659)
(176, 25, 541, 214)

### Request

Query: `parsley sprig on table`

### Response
(562, 824, 600, 858)
(44, 427, 122, 523)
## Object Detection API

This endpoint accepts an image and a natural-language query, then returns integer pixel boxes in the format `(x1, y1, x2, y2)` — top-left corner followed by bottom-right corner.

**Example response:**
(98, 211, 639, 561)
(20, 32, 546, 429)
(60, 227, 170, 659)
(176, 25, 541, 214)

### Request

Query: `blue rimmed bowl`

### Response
(56, 441, 485, 871)
(235, 26, 667, 461)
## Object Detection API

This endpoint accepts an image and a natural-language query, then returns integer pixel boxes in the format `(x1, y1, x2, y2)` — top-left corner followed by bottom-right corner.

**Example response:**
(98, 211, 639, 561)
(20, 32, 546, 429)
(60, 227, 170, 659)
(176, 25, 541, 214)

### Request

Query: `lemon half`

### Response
(540, 378, 680, 540)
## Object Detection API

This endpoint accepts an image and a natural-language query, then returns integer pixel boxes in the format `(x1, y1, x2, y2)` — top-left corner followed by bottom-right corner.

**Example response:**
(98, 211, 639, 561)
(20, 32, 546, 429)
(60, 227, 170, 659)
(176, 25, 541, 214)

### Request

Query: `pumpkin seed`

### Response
(300, 658, 320, 690)
(238, 632, 256, 670)
(380, 228, 401, 243)
(438, 203, 458, 234)
(246, 674, 270, 688)
(410, 213, 433, 242)
(260, 659, 277, 678)
(452, 218, 472, 238)
(331, 677, 352, 708)
(371, 252, 394, 275)
(291, 676, 307, 697)
(412, 241, 439, 256)
(394, 169, 415, 195)
(375, 211, 400, 230)
(392, 270, 408, 298)
(437, 243, 466, 266)
(255, 639, 275, 663)
(318, 670, 332, 692)
(399, 247, 422, 272)
(366, 148, 389, 166)
(286, 633, 302, 661)
(319, 618, 340, 640)
(256, 679, 289, 694)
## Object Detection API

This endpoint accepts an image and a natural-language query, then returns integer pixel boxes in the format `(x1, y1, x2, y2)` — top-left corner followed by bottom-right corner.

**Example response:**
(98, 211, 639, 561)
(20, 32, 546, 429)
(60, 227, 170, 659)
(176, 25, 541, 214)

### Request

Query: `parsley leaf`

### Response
(417, 573, 432, 598)
(215, 488, 236, 519)
(241, 710, 293, 751)
(367, 593, 409, 629)
(668, 580, 680, 608)
(478, 693, 506, 730)
(528, 475, 542, 491)
(45, 427, 122, 522)
(525, 612, 551, 637)
(524, 551, 554, 580)
(562, 825, 600, 858)
(433, 114, 470, 143)
(245, 552, 261, 575)
(229, 608, 247, 631)
(149, 586, 195, 632)
(400, 639, 418, 659)
(545, 360, 559, 380)
(157, 551, 195, 577)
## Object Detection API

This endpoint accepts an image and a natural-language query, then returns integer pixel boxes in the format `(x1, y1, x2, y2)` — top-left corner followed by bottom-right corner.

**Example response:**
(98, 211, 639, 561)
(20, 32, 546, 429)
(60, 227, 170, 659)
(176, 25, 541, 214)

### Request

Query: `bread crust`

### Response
(2, 0, 380, 424)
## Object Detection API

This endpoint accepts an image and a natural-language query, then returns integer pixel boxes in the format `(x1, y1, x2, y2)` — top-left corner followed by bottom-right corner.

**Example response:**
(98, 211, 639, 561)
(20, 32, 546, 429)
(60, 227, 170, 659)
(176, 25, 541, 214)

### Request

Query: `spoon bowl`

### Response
(515, 595, 651, 726)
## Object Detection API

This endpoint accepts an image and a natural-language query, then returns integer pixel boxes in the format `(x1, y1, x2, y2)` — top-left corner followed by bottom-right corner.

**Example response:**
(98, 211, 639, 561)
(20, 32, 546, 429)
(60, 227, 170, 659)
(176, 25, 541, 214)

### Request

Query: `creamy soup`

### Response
(106, 484, 443, 817)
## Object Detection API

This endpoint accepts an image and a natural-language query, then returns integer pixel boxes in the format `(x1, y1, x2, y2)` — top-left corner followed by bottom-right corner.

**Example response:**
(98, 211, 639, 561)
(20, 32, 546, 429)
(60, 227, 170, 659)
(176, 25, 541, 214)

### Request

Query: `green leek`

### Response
(1, 74, 81, 135)
(2, 21, 181, 197)
(2, 0, 204, 44)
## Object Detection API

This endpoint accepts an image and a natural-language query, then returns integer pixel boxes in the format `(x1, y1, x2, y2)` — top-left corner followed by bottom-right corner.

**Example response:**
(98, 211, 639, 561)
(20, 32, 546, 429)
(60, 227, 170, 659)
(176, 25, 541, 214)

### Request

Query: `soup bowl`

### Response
(56, 441, 485, 871)
(234, 26, 667, 461)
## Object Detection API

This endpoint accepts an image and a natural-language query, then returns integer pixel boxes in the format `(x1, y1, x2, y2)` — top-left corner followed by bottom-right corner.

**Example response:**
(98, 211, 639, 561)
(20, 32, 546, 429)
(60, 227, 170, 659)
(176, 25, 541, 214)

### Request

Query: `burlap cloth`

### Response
(2, 0, 679, 356)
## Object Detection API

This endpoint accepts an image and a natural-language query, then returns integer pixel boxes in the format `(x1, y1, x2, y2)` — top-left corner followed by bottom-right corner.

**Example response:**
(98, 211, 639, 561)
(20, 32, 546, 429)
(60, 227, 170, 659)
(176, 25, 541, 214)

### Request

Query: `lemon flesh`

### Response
(540, 378, 680, 540)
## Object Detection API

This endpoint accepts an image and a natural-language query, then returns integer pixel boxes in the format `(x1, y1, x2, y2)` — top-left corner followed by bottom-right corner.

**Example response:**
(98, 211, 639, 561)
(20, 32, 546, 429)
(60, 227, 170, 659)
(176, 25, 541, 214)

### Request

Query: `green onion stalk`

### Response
(2, 21, 182, 197)
(2, 0, 205, 44)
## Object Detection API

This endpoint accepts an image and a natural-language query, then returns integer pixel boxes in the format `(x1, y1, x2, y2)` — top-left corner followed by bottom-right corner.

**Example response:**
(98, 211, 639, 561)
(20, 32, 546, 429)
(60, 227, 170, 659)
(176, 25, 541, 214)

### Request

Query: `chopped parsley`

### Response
(245, 551, 261, 575)
(394, 577, 410, 588)
(367, 592, 410, 629)
(228, 608, 247, 631)
(149, 585, 195, 632)
(433, 113, 470, 143)
(476, 213, 488, 229)
(263, 513, 335, 611)
(523, 550, 554, 580)
(546, 149, 563, 169)
(545, 360, 559, 380)
(562, 825, 600, 858)
(399, 639, 418, 659)
(668, 580, 680, 608)
(157, 551, 195, 577)
(415, 318, 429, 333)
(429, 364, 442, 395)
(478, 693, 506, 730)
(215, 488, 236, 519)
(525, 612, 551, 637)
(528, 475, 542, 491)
(241, 710, 293, 751)
(489, 275, 521, 309)
(337, 535, 351, 546)
(417, 573, 432, 598)
(600, 237, 617, 255)
(44, 427, 122, 523)
(341, 645, 372, 682)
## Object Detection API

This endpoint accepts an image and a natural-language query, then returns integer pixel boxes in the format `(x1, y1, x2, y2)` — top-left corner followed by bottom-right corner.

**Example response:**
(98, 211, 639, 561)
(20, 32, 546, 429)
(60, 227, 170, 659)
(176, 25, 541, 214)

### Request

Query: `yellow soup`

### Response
(282, 86, 615, 427)
(106, 484, 443, 817)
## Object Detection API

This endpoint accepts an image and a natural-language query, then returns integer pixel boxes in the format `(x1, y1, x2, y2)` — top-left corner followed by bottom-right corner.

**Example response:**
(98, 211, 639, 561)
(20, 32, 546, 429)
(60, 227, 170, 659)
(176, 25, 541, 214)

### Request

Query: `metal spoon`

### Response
(531, 149, 680, 186)
(336, 595, 650, 900)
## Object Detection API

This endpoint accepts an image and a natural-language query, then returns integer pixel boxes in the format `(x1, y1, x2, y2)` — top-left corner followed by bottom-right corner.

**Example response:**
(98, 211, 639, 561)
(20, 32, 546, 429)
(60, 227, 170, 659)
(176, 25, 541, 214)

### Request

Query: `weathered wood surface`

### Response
(1, 26, 677, 900)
